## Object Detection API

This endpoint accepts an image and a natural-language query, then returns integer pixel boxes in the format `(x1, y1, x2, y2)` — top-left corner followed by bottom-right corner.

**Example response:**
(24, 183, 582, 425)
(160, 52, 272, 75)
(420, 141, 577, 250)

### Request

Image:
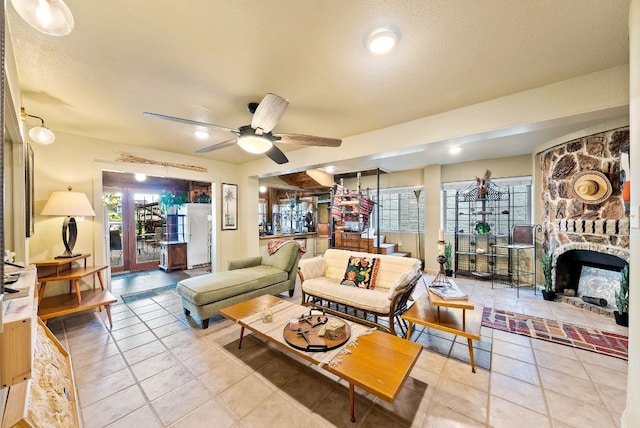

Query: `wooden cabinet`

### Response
(1, 268, 37, 388)
(159, 241, 187, 271)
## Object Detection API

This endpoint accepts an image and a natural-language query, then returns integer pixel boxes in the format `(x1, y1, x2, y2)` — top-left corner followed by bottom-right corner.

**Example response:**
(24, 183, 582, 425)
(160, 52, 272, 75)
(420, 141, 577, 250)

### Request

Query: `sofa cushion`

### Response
(299, 256, 327, 280)
(302, 277, 391, 313)
(261, 242, 299, 272)
(228, 256, 262, 270)
(340, 256, 380, 289)
(177, 265, 288, 306)
(323, 249, 420, 290)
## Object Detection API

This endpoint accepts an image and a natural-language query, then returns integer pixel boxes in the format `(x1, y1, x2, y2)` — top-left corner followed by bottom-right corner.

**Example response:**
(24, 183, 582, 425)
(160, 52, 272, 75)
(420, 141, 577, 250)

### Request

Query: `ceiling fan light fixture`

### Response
(11, 0, 75, 36)
(367, 28, 399, 54)
(237, 135, 273, 154)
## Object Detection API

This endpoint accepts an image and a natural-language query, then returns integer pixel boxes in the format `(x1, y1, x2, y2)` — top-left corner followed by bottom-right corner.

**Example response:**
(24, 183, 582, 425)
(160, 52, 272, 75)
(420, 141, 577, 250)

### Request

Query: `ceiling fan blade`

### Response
(264, 144, 289, 164)
(251, 93, 289, 134)
(143, 112, 236, 133)
(276, 133, 342, 147)
(195, 138, 237, 153)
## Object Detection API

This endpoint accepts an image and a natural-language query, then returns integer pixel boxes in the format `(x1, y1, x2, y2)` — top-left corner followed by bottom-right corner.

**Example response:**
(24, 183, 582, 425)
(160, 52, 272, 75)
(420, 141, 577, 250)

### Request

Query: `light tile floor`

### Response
(47, 273, 629, 428)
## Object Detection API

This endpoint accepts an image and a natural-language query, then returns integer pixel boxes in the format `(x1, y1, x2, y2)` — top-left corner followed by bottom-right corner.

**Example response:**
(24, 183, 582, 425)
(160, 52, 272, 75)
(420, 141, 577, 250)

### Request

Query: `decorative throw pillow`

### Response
(341, 256, 380, 289)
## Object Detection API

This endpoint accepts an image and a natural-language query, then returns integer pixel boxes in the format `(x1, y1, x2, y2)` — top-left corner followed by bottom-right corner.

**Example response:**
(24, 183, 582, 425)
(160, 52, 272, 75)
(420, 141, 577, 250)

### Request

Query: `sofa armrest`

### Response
(228, 256, 263, 271)
(387, 270, 421, 300)
(298, 256, 327, 281)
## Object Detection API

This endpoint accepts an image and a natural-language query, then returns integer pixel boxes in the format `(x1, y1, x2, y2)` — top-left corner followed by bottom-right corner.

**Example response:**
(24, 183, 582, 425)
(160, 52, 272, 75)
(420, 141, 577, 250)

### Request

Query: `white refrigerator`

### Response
(179, 203, 212, 268)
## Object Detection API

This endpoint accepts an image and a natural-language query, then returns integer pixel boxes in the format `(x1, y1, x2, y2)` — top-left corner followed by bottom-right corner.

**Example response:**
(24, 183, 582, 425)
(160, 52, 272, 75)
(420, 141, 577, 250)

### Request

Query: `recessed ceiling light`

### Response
(325, 166, 335, 173)
(194, 130, 210, 140)
(449, 146, 461, 155)
(134, 173, 147, 182)
(259, 186, 267, 193)
(367, 28, 399, 54)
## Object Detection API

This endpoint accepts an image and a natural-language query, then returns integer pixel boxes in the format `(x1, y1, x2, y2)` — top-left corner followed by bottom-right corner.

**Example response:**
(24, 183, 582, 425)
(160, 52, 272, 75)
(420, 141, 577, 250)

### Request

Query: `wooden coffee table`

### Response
(219, 295, 422, 422)
(402, 282, 484, 372)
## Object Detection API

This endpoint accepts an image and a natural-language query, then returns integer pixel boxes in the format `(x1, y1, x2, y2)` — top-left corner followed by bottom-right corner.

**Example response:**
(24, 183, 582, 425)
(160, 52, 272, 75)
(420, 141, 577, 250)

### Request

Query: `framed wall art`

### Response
(221, 183, 238, 230)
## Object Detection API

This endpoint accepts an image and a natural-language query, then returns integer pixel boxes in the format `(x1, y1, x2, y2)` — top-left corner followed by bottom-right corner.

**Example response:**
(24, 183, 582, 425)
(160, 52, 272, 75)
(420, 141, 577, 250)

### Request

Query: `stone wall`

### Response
(539, 127, 630, 285)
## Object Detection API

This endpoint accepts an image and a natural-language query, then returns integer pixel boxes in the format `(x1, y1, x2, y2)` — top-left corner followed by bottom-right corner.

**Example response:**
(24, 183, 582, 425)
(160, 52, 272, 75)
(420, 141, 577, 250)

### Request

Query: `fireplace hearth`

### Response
(539, 126, 630, 318)
(555, 249, 626, 309)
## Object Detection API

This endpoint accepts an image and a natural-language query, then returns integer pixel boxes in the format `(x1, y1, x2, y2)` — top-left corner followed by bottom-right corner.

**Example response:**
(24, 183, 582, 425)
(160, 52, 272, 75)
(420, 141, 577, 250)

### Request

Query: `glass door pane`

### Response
(104, 191, 124, 268)
(134, 193, 161, 265)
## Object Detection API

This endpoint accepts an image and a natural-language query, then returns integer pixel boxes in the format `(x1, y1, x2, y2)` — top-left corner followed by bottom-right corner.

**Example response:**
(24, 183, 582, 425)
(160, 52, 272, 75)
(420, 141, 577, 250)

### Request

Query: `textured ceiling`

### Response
(6, 0, 631, 172)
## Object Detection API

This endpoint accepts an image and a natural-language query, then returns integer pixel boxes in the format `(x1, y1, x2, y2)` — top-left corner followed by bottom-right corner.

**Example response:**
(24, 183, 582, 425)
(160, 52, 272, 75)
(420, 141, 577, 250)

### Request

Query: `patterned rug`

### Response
(481, 307, 628, 360)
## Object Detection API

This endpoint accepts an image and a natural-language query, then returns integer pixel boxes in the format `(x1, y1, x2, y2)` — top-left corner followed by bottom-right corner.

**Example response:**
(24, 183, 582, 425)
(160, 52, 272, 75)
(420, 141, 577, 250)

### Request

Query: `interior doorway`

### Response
(103, 171, 211, 274)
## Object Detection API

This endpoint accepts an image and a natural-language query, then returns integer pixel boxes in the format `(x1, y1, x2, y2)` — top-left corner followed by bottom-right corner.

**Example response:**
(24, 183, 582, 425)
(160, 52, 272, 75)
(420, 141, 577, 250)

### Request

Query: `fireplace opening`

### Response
(555, 250, 626, 308)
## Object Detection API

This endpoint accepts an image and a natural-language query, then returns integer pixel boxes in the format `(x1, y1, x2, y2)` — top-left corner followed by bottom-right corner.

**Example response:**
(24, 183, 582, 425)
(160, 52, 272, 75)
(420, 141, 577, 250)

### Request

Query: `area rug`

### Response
(121, 284, 177, 303)
(481, 307, 628, 360)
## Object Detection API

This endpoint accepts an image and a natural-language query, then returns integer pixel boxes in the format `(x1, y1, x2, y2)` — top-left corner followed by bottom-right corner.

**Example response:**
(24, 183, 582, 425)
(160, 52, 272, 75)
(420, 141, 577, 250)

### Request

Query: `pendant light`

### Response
(11, 0, 75, 37)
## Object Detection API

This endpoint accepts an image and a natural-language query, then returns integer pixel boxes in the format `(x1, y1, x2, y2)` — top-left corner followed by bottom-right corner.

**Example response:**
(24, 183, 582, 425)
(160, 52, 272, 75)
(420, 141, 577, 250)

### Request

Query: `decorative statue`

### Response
(476, 169, 492, 199)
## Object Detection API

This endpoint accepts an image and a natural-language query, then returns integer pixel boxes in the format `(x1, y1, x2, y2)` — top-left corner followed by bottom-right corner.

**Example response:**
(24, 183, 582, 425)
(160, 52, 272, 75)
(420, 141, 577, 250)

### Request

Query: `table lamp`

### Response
(41, 187, 96, 258)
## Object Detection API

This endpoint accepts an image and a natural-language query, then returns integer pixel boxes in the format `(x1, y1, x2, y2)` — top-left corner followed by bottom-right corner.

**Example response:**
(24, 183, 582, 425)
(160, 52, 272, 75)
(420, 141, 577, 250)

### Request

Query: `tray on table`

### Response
(283, 313, 351, 352)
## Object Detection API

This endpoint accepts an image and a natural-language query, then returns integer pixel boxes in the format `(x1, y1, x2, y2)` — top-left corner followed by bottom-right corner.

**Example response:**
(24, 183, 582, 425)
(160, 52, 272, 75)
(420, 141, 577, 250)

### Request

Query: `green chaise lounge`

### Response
(176, 241, 301, 328)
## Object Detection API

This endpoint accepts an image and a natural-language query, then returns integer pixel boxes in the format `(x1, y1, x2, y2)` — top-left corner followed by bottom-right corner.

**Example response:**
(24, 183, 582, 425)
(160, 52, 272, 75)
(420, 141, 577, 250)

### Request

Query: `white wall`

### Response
(623, 2, 639, 426)
(29, 131, 243, 297)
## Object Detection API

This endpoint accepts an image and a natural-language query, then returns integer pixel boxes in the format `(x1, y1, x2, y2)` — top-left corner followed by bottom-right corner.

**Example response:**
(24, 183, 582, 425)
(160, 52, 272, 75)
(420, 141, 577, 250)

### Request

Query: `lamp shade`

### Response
(11, 0, 75, 36)
(41, 190, 96, 217)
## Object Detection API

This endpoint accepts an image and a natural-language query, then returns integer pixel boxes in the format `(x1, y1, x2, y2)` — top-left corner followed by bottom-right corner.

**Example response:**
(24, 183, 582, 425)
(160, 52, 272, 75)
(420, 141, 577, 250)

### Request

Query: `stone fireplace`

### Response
(540, 127, 630, 310)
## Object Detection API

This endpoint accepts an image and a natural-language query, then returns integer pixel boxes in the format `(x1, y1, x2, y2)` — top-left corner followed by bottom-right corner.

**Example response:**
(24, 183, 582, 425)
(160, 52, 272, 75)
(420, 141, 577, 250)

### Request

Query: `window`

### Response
(442, 176, 532, 233)
(369, 187, 425, 233)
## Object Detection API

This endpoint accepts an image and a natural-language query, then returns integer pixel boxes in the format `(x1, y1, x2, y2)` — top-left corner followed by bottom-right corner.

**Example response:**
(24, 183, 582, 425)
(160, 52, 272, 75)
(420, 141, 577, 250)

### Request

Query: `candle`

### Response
(438, 228, 444, 242)
(438, 242, 445, 256)
(289, 318, 299, 330)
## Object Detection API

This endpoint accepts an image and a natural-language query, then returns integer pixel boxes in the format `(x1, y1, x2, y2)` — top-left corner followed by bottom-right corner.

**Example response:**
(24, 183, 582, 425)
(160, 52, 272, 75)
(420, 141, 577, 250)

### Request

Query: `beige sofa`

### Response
(298, 249, 422, 335)
(176, 241, 301, 328)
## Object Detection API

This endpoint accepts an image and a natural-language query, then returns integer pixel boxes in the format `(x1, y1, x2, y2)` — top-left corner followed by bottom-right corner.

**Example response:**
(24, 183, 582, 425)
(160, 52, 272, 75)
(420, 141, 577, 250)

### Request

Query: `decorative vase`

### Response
(542, 290, 555, 301)
(614, 311, 629, 327)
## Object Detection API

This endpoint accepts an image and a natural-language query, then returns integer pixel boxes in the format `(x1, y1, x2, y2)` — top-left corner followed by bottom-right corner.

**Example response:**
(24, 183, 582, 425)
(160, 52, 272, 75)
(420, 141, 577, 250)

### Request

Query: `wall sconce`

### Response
(11, 0, 75, 36)
(21, 108, 56, 145)
(41, 187, 96, 258)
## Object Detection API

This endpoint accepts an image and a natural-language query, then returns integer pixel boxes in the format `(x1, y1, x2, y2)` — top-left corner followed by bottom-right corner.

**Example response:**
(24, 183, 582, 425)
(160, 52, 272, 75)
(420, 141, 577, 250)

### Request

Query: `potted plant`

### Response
(158, 189, 188, 214)
(444, 241, 453, 277)
(159, 189, 188, 241)
(540, 251, 555, 301)
(614, 264, 629, 327)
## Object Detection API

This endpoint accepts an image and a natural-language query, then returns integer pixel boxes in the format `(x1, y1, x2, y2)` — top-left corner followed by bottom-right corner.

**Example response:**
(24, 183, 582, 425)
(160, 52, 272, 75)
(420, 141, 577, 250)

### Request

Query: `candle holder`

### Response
(432, 240, 451, 287)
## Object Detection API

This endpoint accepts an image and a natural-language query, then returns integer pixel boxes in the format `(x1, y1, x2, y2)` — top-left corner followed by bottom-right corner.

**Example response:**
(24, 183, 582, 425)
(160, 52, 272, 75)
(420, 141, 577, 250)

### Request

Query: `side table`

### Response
(34, 254, 116, 328)
(402, 282, 484, 372)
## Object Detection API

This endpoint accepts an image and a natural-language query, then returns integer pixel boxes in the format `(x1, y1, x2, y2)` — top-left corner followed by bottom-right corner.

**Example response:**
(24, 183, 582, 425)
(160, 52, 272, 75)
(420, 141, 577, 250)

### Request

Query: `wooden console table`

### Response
(33, 254, 116, 328)
(402, 281, 484, 372)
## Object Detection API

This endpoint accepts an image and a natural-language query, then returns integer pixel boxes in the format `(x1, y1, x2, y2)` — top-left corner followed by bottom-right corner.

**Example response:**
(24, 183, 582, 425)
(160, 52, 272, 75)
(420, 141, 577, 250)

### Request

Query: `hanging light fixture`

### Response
(236, 125, 273, 154)
(11, 0, 75, 36)
(21, 108, 56, 145)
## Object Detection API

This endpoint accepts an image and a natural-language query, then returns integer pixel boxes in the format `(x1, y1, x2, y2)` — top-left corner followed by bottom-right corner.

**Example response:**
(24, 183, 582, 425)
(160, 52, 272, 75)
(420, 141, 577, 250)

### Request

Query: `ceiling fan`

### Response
(143, 93, 342, 164)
